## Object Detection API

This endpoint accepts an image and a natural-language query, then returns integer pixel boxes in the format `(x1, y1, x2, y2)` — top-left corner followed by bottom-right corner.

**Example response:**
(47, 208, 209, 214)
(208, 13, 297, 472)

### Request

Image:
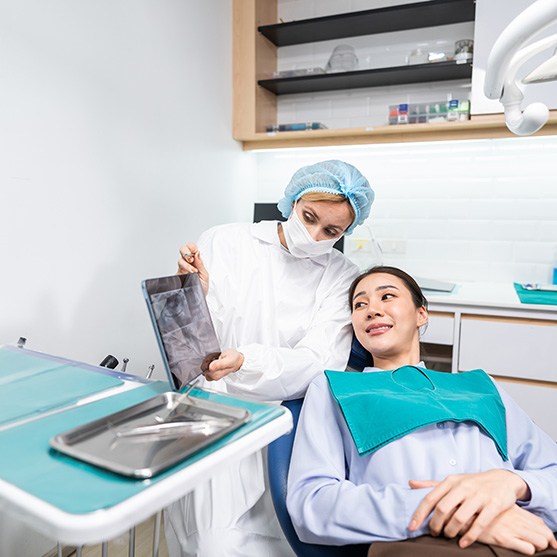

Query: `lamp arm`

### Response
(506, 33, 557, 86)
(500, 81, 549, 135)
(499, 33, 557, 135)
(484, 0, 557, 100)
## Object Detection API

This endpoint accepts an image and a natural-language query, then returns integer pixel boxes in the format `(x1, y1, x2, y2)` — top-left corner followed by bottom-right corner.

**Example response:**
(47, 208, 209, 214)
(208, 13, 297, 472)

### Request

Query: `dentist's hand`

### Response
(474, 505, 557, 555)
(408, 469, 529, 547)
(204, 349, 244, 381)
(177, 243, 209, 296)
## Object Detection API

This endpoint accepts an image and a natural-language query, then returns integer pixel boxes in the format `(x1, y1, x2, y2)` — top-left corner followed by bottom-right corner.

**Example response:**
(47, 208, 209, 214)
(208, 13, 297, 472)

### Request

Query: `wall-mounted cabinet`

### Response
(233, 0, 557, 150)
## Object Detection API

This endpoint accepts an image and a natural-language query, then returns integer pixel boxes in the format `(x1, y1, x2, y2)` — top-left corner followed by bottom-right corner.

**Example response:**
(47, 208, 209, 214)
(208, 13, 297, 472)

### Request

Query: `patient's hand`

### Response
(408, 469, 529, 546)
(203, 349, 244, 381)
(474, 505, 557, 555)
(177, 243, 209, 295)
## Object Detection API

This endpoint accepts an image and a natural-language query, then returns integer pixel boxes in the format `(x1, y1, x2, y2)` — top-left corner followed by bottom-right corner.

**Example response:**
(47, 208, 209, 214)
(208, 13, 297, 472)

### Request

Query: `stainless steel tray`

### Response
(49, 392, 251, 478)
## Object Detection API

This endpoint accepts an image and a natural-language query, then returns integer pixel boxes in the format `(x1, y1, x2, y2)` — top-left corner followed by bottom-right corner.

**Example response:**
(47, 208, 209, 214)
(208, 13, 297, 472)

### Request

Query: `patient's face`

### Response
(351, 273, 427, 360)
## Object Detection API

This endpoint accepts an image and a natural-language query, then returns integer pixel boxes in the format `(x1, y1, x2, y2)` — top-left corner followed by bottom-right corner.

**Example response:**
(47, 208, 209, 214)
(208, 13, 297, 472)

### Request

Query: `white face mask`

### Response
(281, 206, 339, 258)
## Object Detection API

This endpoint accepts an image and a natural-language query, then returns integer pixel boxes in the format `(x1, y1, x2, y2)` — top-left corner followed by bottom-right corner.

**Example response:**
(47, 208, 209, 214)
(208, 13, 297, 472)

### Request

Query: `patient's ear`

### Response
(417, 306, 428, 328)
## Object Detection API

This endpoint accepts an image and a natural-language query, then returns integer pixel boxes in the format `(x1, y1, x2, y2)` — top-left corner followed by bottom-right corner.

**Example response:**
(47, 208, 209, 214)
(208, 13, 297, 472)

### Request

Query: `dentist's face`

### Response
(351, 273, 428, 360)
(293, 198, 353, 241)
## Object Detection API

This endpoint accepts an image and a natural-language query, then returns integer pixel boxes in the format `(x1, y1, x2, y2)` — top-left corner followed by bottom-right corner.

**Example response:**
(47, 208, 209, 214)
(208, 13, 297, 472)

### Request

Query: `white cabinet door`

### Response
(422, 311, 454, 346)
(458, 315, 557, 382)
(495, 378, 557, 441)
(471, 0, 557, 115)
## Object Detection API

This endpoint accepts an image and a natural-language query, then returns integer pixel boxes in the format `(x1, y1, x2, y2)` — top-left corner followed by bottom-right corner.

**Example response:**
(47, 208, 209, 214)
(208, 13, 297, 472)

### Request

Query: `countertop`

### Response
(423, 281, 557, 313)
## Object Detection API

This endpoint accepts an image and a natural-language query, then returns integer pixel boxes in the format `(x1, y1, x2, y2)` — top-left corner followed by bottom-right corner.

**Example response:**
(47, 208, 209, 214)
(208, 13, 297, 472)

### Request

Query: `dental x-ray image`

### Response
(142, 274, 221, 390)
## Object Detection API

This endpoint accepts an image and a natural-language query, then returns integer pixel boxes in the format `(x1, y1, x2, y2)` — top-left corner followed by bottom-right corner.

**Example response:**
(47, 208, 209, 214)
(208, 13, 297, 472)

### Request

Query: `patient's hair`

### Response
(348, 266, 428, 311)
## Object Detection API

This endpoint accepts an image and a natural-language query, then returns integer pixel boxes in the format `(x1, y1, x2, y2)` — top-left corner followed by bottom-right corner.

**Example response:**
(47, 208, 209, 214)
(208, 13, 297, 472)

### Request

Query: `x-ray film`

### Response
(142, 274, 220, 390)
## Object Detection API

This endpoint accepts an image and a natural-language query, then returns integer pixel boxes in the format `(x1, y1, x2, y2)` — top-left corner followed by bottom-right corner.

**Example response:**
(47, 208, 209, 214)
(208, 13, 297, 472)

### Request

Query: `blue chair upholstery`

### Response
(267, 398, 369, 557)
(267, 334, 372, 556)
(346, 335, 374, 371)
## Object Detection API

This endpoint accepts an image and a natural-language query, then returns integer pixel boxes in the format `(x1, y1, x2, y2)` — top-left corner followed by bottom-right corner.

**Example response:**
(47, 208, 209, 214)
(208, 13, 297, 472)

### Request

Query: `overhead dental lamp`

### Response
(484, 0, 557, 136)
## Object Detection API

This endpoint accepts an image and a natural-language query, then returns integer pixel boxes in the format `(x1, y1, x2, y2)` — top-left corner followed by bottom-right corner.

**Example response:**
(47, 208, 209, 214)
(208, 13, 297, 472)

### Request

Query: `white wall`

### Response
(254, 135, 557, 284)
(0, 0, 255, 380)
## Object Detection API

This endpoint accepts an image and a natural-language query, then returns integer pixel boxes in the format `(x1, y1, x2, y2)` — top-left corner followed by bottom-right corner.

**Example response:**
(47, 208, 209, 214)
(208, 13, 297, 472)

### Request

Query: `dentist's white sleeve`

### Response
(229, 285, 355, 401)
(198, 221, 359, 402)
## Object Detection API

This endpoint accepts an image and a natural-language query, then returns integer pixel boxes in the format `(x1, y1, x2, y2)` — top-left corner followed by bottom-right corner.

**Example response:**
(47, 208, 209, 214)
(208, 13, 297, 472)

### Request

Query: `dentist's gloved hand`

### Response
(177, 243, 209, 296)
(204, 349, 244, 381)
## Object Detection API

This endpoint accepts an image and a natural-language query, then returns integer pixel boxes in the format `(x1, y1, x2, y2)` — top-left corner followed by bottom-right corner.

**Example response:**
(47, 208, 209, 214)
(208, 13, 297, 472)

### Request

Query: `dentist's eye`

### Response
(303, 212, 316, 224)
(324, 227, 339, 238)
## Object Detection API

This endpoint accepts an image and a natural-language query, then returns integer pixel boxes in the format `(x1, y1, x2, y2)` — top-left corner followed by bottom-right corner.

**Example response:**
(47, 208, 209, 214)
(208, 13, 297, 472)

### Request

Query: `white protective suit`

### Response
(165, 220, 359, 557)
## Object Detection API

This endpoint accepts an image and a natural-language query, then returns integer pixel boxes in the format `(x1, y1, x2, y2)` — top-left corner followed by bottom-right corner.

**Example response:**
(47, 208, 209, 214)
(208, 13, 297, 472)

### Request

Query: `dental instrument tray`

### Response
(49, 392, 251, 478)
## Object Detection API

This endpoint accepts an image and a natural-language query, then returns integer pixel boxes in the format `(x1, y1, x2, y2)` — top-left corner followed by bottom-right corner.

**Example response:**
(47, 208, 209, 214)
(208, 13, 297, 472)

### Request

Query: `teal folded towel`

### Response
(514, 283, 557, 306)
(325, 367, 507, 459)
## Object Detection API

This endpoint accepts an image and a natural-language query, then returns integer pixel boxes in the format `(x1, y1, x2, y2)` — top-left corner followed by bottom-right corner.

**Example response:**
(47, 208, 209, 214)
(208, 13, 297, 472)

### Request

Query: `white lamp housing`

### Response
(484, 0, 557, 136)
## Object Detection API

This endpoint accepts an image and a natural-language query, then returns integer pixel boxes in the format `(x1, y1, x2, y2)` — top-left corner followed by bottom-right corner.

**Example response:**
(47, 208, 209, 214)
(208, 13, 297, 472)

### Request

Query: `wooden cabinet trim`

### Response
(461, 314, 557, 327)
(429, 311, 454, 319)
(491, 375, 557, 389)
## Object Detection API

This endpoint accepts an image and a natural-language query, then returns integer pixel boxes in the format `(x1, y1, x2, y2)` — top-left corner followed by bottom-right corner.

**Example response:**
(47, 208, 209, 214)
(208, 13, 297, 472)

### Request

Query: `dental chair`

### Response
(267, 336, 372, 557)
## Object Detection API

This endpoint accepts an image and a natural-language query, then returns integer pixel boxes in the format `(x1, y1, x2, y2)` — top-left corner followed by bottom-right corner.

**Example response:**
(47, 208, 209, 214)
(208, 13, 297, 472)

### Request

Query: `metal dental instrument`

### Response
(145, 364, 155, 379)
(114, 418, 230, 439)
(522, 283, 557, 291)
(154, 378, 201, 424)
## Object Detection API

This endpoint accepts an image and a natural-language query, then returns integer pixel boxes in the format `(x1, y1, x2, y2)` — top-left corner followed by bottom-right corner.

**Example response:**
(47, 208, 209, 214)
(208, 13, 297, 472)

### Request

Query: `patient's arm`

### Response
(287, 378, 432, 545)
(409, 381, 557, 546)
(475, 505, 557, 555)
(408, 469, 528, 545)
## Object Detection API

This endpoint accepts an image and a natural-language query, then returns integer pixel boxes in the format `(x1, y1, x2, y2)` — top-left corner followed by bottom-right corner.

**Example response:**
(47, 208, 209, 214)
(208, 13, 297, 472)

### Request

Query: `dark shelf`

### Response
(258, 0, 475, 47)
(258, 61, 472, 95)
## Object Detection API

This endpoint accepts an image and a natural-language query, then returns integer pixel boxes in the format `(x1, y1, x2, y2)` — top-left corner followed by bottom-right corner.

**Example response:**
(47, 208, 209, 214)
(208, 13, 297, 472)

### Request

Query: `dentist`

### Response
(165, 160, 375, 556)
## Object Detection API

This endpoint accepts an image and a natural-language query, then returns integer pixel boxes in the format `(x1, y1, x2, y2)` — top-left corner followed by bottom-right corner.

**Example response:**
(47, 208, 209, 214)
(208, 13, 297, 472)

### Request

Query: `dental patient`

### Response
(287, 266, 557, 556)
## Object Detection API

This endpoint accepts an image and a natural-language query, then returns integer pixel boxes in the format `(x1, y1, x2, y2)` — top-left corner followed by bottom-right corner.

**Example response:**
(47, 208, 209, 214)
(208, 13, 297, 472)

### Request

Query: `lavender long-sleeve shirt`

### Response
(287, 368, 557, 545)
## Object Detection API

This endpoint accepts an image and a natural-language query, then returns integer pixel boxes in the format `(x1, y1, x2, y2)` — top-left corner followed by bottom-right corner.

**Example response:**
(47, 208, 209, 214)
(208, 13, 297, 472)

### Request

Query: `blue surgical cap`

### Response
(277, 160, 374, 235)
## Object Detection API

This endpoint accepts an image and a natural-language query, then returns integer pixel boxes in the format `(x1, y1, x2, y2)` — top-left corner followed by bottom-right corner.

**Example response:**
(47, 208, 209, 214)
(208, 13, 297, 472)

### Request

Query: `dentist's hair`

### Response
(348, 266, 428, 311)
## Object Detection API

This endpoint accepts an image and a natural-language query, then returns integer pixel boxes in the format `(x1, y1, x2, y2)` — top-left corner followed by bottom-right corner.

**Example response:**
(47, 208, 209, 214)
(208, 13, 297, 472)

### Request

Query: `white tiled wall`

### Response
(254, 135, 557, 284)
(274, 0, 474, 129)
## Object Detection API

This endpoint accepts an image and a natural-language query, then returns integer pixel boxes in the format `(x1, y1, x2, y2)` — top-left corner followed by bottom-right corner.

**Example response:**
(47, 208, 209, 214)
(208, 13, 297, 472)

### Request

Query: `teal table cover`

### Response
(0, 346, 123, 426)
(514, 283, 557, 306)
(0, 381, 284, 514)
(325, 366, 507, 459)
(0, 349, 62, 382)
(0, 346, 123, 425)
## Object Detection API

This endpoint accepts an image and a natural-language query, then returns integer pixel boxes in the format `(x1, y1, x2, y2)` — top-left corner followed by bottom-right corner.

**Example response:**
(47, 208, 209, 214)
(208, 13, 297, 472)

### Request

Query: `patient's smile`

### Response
(366, 323, 393, 335)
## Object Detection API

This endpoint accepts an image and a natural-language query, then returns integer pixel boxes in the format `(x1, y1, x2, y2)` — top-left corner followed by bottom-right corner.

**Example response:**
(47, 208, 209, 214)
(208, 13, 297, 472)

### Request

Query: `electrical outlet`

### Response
(381, 239, 406, 254)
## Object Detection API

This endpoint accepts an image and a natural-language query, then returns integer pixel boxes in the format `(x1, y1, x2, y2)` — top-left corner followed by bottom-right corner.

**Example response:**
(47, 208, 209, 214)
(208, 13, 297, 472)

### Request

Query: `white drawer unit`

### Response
(422, 311, 455, 346)
(458, 315, 557, 382)
(424, 282, 557, 440)
(493, 378, 557, 441)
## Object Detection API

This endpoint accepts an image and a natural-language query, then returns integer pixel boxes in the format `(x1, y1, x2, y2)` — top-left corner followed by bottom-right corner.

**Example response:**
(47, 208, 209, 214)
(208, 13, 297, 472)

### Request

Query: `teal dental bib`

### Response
(325, 366, 508, 460)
